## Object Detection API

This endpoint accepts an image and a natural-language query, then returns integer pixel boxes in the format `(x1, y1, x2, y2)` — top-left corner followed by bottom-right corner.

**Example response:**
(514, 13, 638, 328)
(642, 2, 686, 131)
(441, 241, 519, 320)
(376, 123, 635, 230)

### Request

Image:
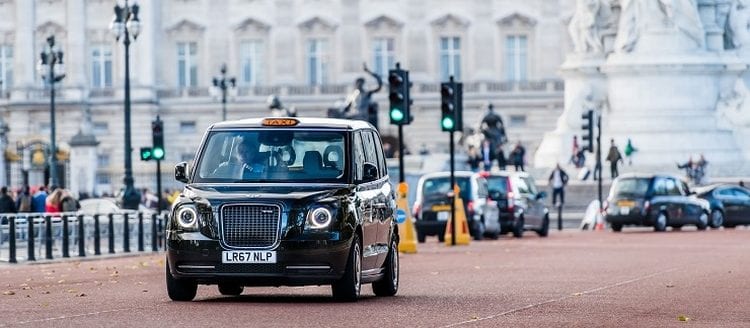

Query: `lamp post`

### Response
(110, 0, 142, 209)
(212, 64, 236, 121)
(37, 36, 66, 188)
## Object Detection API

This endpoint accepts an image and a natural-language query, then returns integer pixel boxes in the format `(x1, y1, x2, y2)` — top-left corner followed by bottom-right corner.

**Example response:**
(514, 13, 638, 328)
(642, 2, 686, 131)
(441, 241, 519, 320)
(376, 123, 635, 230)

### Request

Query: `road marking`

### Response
(0, 308, 137, 327)
(441, 267, 680, 328)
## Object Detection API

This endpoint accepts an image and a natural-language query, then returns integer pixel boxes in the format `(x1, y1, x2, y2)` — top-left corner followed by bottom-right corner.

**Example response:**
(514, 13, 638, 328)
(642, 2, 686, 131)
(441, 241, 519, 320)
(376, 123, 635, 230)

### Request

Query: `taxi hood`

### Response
(182, 183, 355, 203)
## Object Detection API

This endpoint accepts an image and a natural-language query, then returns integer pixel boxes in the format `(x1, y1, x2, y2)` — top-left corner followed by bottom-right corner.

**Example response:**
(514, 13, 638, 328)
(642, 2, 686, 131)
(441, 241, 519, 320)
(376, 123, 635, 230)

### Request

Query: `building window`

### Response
(177, 42, 198, 88)
(372, 38, 395, 79)
(307, 39, 329, 86)
(239, 40, 263, 86)
(180, 121, 196, 134)
(91, 45, 113, 88)
(96, 173, 111, 185)
(509, 114, 527, 127)
(93, 122, 109, 135)
(439, 37, 461, 81)
(505, 35, 528, 82)
(97, 154, 110, 167)
(0, 45, 13, 92)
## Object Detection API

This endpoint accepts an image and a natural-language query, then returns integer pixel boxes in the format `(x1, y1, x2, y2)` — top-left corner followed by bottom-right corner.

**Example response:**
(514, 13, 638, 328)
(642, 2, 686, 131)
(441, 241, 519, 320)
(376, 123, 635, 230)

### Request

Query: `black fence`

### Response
(0, 211, 168, 263)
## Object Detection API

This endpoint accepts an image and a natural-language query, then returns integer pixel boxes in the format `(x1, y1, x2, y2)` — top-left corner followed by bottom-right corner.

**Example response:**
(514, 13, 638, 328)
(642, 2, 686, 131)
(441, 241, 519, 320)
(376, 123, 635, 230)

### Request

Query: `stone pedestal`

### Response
(69, 132, 98, 198)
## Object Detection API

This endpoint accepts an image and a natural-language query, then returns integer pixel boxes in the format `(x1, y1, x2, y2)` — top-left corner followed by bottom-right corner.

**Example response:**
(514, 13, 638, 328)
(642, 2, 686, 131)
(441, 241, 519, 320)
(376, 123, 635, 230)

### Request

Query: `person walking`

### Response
(60, 190, 80, 212)
(548, 164, 569, 207)
(606, 139, 624, 179)
(624, 138, 637, 166)
(45, 188, 63, 213)
(15, 185, 33, 213)
(480, 139, 495, 171)
(466, 145, 482, 172)
(32, 186, 48, 213)
(0, 186, 17, 213)
(510, 142, 526, 172)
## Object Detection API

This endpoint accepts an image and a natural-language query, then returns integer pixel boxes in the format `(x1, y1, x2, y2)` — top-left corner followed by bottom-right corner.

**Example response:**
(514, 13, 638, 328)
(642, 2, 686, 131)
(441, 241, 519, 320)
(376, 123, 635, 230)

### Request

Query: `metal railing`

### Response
(0, 211, 168, 263)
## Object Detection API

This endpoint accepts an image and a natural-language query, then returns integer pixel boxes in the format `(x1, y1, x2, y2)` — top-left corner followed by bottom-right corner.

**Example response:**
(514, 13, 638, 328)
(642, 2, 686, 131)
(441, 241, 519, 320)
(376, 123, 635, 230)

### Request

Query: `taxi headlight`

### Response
(176, 205, 199, 230)
(307, 207, 333, 229)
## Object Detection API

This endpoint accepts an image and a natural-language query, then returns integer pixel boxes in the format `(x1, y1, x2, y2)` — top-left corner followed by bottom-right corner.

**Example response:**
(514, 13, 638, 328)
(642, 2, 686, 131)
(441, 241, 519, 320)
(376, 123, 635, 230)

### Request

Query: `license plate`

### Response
(432, 204, 451, 212)
(222, 251, 277, 264)
(437, 212, 449, 221)
(620, 207, 631, 215)
(617, 200, 635, 207)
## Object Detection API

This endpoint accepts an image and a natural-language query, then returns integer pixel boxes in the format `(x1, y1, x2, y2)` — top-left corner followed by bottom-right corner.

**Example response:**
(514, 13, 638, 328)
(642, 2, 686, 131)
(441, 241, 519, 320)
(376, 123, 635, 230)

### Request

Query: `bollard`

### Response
(151, 213, 158, 252)
(28, 215, 35, 261)
(62, 214, 70, 258)
(77, 214, 86, 257)
(123, 212, 130, 253)
(108, 213, 115, 254)
(138, 212, 144, 252)
(9, 216, 17, 263)
(158, 214, 164, 249)
(94, 214, 101, 255)
(45, 215, 53, 260)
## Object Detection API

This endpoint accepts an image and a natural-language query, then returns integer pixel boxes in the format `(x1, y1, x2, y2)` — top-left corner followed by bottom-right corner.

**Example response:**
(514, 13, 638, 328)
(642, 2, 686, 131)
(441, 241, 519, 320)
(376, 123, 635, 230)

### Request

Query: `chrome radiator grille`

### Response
(221, 204, 281, 248)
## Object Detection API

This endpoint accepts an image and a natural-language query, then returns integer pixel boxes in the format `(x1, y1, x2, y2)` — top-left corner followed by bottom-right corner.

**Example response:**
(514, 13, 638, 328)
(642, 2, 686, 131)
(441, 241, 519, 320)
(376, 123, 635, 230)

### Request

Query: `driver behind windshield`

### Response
(212, 136, 266, 179)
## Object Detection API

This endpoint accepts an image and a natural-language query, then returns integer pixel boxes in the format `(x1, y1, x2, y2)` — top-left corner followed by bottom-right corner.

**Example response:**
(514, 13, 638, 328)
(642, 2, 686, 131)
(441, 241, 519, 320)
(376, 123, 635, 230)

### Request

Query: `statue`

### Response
(568, 0, 612, 53)
(717, 78, 750, 127)
(342, 63, 382, 121)
(727, 0, 750, 50)
(615, 0, 705, 53)
(266, 95, 297, 117)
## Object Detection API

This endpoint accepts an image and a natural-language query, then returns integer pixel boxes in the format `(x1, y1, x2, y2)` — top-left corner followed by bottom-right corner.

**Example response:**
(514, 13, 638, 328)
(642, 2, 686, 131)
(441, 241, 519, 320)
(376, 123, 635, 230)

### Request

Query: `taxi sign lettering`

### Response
(262, 118, 299, 126)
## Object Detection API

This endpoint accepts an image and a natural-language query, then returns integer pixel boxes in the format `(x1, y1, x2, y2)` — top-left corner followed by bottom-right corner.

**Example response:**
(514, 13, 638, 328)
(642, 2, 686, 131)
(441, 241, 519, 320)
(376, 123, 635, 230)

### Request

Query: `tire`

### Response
(437, 233, 445, 243)
(166, 261, 197, 302)
(488, 230, 500, 240)
(512, 216, 524, 238)
(536, 215, 549, 237)
(611, 223, 623, 232)
(710, 210, 724, 229)
(332, 234, 362, 302)
(696, 212, 708, 231)
(417, 231, 426, 243)
(653, 212, 667, 232)
(372, 239, 399, 297)
(218, 283, 243, 296)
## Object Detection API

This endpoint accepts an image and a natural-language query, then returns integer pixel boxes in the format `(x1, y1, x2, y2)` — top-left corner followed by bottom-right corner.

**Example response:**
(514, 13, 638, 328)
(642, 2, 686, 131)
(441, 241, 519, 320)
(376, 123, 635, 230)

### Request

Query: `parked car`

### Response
(695, 184, 750, 228)
(412, 171, 499, 242)
(482, 171, 550, 238)
(604, 173, 710, 232)
(166, 117, 399, 302)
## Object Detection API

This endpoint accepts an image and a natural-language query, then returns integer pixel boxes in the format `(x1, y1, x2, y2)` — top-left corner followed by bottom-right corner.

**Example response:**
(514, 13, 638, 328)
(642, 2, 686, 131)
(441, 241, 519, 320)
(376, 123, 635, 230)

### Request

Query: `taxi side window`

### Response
(361, 130, 379, 177)
(370, 131, 388, 178)
(652, 178, 668, 196)
(352, 132, 365, 181)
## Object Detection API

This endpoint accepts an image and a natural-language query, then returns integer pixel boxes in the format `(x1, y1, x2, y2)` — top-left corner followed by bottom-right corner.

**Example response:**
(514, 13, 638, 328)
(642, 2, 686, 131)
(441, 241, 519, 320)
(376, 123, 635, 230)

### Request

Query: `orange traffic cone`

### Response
(396, 182, 417, 253)
(594, 209, 605, 231)
(444, 185, 471, 246)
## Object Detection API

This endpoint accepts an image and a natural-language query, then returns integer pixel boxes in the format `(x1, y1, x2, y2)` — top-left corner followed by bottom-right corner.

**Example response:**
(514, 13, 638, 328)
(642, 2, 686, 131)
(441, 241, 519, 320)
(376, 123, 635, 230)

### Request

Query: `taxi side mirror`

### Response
(363, 162, 379, 182)
(175, 162, 189, 183)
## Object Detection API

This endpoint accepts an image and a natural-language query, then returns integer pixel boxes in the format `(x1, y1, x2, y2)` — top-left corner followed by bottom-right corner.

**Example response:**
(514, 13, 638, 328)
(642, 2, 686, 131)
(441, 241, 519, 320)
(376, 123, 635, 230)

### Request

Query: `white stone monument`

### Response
(68, 106, 99, 197)
(536, 0, 750, 175)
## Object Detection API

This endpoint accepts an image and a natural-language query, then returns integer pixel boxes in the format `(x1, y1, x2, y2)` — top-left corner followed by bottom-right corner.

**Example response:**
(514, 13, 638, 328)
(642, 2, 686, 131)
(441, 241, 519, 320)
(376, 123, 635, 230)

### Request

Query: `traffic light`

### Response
(140, 147, 152, 161)
(152, 118, 165, 161)
(388, 66, 411, 125)
(440, 78, 463, 132)
(581, 110, 594, 153)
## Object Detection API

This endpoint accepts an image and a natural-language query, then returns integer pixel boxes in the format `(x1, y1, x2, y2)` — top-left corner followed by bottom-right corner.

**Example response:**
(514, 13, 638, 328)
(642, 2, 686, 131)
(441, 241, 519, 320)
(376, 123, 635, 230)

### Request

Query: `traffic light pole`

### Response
(449, 130, 456, 247)
(156, 159, 162, 212)
(596, 114, 603, 213)
(398, 124, 405, 183)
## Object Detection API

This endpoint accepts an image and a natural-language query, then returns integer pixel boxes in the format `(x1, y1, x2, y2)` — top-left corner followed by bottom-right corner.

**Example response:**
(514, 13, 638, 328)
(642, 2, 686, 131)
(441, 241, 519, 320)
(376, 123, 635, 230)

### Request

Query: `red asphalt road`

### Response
(1, 228, 749, 327)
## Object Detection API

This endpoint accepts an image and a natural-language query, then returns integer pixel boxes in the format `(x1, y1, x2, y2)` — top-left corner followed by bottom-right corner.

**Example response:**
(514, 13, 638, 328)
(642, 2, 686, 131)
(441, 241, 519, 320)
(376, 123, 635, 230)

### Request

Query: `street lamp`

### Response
(212, 64, 236, 121)
(37, 35, 66, 188)
(110, 0, 142, 210)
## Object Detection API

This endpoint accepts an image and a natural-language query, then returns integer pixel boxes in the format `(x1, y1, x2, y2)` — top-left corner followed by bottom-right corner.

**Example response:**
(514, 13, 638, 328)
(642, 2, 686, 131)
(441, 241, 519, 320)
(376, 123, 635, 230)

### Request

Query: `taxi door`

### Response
(353, 131, 379, 271)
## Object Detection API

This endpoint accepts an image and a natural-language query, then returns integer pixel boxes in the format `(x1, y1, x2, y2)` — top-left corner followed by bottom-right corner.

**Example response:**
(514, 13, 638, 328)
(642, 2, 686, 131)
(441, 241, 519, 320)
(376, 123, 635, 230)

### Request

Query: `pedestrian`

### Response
(45, 188, 64, 213)
(466, 145, 482, 172)
(496, 145, 507, 171)
(510, 142, 526, 172)
(677, 157, 695, 183)
(32, 186, 48, 213)
(480, 139, 495, 171)
(60, 190, 80, 212)
(0, 186, 17, 213)
(548, 164, 569, 207)
(624, 138, 637, 165)
(695, 154, 708, 185)
(570, 136, 581, 168)
(15, 185, 33, 213)
(606, 139, 623, 179)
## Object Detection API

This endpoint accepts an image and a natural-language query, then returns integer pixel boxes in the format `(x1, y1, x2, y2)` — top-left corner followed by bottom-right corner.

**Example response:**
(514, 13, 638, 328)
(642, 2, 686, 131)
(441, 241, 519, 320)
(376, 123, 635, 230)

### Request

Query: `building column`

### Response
(12, 0, 35, 100)
(135, 0, 160, 98)
(66, 0, 87, 89)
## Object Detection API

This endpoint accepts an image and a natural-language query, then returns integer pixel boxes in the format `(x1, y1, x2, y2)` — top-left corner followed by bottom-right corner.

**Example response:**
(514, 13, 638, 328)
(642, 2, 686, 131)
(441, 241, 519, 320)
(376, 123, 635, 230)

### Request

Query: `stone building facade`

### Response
(0, 0, 573, 195)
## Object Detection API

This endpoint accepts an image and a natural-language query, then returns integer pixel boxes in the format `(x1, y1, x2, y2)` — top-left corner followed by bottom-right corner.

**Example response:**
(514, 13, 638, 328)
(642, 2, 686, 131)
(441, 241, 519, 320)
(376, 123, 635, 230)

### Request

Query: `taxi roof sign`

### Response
(262, 118, 299, 127)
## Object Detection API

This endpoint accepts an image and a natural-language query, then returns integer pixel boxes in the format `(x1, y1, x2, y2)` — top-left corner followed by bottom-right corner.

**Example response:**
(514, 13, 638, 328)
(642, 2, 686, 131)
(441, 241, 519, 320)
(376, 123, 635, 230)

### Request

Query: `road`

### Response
(1, 228, 749, 327)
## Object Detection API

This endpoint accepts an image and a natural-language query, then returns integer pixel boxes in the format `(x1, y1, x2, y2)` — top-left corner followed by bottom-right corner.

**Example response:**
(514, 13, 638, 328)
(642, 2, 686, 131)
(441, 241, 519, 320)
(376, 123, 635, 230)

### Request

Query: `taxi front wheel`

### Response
(332, 234, 362, 302)
(166, 262, 197, 302)
(372, 239, 399, 297)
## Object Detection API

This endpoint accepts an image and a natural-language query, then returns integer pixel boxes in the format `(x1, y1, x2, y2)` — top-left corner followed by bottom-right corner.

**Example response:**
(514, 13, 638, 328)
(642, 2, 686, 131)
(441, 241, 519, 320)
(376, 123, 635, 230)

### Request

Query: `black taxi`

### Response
(166, 117, 399, 302)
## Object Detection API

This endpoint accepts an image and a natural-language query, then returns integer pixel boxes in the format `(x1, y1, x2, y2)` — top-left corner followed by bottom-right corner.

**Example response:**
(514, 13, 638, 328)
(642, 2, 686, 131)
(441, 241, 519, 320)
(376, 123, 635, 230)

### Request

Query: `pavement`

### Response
(1, 228, 749, 327)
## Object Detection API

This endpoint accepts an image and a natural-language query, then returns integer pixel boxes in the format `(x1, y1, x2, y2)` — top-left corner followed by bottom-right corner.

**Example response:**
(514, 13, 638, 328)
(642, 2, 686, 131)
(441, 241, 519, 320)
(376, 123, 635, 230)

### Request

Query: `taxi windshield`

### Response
(195, 129, 347, 183)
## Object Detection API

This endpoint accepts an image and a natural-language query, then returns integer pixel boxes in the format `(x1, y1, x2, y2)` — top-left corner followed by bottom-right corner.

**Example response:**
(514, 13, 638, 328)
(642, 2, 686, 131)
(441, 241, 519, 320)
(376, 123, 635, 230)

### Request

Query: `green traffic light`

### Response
(153, 147, 165, 160)
(390, 108, 404, 122)
(441, 117, 455, 130)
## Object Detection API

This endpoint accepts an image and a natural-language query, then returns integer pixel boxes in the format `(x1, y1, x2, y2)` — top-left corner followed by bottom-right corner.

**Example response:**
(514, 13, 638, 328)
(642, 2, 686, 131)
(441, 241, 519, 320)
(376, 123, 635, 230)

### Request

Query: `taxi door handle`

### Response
(372, 203, 387, 209)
